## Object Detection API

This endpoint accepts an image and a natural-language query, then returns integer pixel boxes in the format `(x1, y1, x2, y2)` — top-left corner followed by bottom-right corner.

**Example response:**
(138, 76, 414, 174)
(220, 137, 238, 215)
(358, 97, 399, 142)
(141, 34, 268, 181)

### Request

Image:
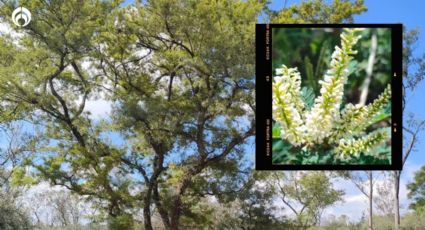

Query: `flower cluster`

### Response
(336, 129, 389, 157)
(272, 28, 392, 158)
(303, 28, 364, 144)
(330, 84, 391, 142)
(273, 65, 306, 146)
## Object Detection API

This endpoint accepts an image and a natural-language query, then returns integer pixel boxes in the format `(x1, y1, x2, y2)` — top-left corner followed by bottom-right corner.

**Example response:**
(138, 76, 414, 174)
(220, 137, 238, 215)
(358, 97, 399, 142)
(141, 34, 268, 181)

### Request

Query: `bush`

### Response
(108, 214, 135, 230)
(400, 211, 425, 230)
(0, 191, 32, 230)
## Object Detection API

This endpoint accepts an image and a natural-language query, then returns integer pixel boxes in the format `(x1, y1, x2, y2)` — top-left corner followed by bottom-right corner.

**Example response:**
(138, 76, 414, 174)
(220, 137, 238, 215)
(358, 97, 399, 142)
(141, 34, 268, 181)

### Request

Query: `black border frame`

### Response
(255, 24, 403, 170)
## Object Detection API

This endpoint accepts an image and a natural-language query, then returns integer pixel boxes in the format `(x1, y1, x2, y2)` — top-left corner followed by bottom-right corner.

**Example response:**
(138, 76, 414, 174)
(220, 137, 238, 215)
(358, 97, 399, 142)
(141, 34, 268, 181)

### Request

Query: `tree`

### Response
(0, 126, 33, 230)
(24, 187, 86, 227)
(1, 0, 258, 229)
(0, 0, 369, 229)
(270, 171, 344, 229)
(373, 172, 395, 216)
(342, 171, 375, 230)
(211, 171, 289, 230)
(407, 165, 425, 212)
(0, 190, 32, 230)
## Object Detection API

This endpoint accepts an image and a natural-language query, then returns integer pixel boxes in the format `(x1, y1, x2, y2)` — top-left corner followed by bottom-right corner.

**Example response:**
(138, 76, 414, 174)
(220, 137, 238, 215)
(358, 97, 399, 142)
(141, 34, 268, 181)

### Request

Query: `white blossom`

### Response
(273, 65, 306, 146)
(273, 28, 390, 158)
(336, 129, 389, 156)
(304, 29, 361, 144)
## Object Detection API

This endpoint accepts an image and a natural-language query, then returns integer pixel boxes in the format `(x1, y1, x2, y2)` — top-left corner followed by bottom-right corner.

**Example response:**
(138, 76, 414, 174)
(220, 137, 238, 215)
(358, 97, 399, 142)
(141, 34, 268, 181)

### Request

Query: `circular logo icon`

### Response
(12, 7, 31, 27)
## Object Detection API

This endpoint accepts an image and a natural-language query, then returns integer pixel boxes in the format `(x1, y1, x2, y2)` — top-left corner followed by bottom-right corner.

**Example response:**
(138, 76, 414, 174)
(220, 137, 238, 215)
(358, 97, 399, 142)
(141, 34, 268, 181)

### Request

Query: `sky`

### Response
(2, 0, 425, 224)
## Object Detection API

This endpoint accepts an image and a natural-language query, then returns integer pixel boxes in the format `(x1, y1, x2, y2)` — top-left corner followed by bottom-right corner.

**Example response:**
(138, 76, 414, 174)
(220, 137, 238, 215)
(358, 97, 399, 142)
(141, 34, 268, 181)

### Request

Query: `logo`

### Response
(12, 7, 31, 27)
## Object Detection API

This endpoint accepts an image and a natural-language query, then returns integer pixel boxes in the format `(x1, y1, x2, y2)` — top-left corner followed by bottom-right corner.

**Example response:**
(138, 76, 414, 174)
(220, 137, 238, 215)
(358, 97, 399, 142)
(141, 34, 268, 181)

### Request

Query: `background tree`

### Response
(407, 165, 425, 212)
(211, 171, 289, 230)
(373, 172, 395, 217)
(0, 125, 33, 230)
(24, 187, 86, 228)
(0, 190, 32, 230)
(339, 171, 376, 230)
(269, 171, 344, 229)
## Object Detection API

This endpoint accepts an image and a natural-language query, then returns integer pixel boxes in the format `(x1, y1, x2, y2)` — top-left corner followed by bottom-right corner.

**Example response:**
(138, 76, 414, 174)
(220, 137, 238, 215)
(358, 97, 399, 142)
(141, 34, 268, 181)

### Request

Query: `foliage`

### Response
(308, 216, 359, 230)
(0, 189, 32, 230)
(108, 213, 134, 230)
(403, 29, 425, 90)
(407, 165, 425, 212)
(270, 0, 367, 23)
(271, 171, 344, 229)
(272, 28, 392, 165)
(400, 210, 425, 230)
(307, 212, 425, 230)
(210, 171, 290, 230)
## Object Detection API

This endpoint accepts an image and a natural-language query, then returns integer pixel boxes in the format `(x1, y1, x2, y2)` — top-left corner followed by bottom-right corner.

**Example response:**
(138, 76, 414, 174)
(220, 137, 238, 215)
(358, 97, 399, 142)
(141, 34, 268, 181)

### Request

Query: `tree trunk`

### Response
(153, 184, 171, 229)
(368, 171, 373, 230)
(143, 188, 153, 230)
(170, 176, 192, 230)
(393, 171, 401, 230)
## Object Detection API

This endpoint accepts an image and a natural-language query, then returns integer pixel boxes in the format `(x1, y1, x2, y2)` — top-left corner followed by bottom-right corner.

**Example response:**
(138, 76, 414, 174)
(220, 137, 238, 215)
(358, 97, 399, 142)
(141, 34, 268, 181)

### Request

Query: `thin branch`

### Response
(359, 32, 378, 106)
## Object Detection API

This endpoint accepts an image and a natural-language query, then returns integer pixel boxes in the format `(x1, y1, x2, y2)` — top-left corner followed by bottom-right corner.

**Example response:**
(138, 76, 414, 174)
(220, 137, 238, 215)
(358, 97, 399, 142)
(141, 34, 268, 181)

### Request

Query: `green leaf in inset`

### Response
(304, 56, 316, 91)
(347, 60, 358, 76)
(272, 139, 293, 164)
(301, 86, 315, 110)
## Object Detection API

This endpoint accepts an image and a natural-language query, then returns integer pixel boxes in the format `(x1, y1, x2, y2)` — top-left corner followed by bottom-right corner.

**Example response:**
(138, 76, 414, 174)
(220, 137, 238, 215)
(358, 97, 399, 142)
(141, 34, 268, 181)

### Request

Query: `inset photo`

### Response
(256, 24, 402, 170)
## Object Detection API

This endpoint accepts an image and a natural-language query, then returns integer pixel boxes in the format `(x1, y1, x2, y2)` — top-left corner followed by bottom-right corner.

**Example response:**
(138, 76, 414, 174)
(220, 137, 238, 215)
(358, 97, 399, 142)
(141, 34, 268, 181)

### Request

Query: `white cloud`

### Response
(345, 194, 366, 203)
(322, 179, 369, 221)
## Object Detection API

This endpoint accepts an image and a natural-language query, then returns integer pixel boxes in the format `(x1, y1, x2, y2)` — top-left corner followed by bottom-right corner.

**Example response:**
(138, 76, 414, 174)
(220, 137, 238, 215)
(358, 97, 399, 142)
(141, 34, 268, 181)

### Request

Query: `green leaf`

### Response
(304, 56, 316, 91)
(272, 139, 291, 153)
(272, 139, 293, 164)
(301, 86, 315, 110)
(272, 123, 281, 139)
(315, 39, 331, 82)
(347, 60, 358, 76)
(365, 102, 392, 127)
(11, 167, 37, 186)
